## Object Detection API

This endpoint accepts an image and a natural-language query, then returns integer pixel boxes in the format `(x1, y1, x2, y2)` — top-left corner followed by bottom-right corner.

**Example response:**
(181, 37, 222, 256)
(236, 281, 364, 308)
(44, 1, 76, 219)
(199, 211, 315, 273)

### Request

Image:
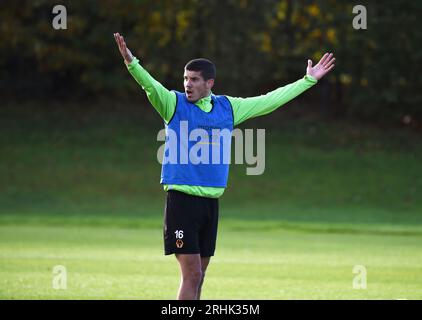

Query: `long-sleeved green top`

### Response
(127, 57, 317, 198)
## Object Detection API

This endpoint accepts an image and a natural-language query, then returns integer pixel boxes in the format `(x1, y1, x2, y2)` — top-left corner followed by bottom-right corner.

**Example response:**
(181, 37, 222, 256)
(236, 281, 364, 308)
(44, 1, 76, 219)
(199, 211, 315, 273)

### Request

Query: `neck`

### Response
(191, 91, 211, 104)
(200, 91, 211, 100)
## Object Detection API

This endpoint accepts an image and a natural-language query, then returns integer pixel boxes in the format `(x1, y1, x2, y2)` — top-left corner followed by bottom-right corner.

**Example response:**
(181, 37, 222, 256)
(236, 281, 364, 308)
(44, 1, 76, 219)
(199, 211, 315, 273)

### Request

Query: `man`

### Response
(113, 32, 335, 300)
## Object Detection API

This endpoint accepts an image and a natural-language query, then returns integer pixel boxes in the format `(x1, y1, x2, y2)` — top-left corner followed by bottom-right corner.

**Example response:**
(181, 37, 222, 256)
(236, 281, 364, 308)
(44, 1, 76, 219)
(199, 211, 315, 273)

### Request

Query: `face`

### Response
(184, 69, 214, 102)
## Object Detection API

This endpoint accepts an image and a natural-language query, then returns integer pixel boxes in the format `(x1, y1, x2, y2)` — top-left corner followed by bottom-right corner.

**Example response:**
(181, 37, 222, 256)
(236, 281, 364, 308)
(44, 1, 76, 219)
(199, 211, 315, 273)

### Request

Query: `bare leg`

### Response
(197, 257, 211, 299)
(175, 254, 203, 300)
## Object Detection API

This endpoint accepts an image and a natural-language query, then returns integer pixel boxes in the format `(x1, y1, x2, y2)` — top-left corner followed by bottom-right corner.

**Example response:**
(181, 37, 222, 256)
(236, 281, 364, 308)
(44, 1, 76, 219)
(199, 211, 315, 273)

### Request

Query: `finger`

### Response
(120, 36, 126, 52)
(322, 53, 334, 67)
(115, 33, 121, 47)
(120, 36, 126, 51)
(324, 57, 336, 69)
(308, 59, 313, 68)
(318, 53, 329, 66)
(325, 64, 335, 73)
(115, 34, 123, 52)
(115, 35, 122, 49)
(119, 36, 125, 52)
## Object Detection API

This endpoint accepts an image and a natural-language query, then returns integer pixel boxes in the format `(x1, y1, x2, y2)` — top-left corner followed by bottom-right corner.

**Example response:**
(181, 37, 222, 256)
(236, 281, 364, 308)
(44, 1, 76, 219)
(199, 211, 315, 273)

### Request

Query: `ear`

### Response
(206, 78, 215, 89)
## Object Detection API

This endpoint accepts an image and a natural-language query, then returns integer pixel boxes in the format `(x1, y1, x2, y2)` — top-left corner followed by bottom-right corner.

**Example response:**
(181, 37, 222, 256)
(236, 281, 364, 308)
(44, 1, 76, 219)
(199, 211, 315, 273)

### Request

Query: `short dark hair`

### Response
(184, 58, 216, 80)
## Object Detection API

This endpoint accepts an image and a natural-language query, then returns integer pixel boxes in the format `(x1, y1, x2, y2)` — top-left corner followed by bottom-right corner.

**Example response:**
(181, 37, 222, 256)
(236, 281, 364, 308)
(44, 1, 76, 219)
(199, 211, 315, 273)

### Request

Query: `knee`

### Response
(183, 269, 203, 284)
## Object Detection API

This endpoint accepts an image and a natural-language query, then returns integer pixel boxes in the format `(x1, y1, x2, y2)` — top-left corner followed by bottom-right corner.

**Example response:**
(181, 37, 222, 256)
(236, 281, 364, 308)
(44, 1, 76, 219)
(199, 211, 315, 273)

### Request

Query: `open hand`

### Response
(113, 33, 134, 65)
(306, 53, 335, 80)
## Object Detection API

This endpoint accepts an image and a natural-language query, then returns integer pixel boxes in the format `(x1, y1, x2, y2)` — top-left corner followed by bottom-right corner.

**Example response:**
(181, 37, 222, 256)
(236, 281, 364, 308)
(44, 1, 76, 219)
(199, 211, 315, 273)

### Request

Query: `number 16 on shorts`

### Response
(175, 230, 184, 239)
(175, 230, 184, 248)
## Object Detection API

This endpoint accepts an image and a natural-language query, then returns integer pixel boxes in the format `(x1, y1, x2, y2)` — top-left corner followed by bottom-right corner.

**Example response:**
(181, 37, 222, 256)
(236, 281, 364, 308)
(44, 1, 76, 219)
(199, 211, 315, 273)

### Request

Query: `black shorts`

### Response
(163, 190, 219, 257)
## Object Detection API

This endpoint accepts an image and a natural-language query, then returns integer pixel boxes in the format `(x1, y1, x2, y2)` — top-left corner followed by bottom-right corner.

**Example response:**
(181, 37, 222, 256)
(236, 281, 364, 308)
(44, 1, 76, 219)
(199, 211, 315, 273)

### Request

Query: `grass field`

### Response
(1, 102, 422, 299)
(1, 222, 421, 299)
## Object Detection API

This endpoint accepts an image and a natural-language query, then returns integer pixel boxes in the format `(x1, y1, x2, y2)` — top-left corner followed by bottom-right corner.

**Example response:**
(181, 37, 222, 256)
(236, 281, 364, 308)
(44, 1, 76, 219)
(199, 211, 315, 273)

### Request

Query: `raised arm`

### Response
(229, 52, 336, 126)
(113, 33, 176, 123)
